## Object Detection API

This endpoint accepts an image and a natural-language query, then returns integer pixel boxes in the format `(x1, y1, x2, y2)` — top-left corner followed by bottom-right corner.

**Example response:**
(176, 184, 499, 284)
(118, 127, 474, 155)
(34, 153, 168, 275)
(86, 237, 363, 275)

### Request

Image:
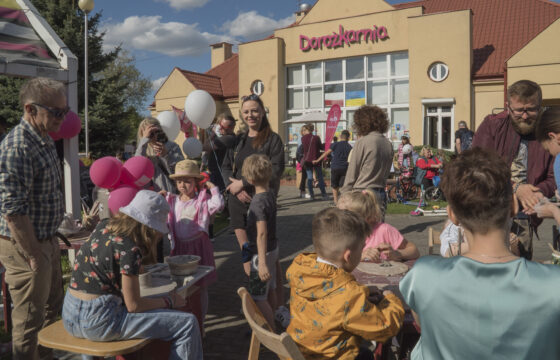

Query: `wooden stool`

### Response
(38, 321, 151, 360)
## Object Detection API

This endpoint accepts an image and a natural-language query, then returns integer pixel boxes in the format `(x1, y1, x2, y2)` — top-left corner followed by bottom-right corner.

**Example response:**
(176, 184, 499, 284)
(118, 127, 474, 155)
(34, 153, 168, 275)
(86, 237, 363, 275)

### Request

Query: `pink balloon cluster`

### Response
(49, 111, 82, 140)
(89, 156, 155, 215)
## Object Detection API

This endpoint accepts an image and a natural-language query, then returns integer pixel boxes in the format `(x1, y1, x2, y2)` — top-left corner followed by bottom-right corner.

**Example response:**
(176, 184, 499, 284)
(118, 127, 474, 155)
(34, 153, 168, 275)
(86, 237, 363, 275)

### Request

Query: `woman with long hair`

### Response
(62, 190, 202, 360)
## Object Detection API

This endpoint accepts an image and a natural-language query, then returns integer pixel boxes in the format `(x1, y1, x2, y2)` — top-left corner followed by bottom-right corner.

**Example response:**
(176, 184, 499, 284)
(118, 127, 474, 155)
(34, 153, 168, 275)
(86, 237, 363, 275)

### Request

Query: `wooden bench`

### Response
(38, 320, 151, 359)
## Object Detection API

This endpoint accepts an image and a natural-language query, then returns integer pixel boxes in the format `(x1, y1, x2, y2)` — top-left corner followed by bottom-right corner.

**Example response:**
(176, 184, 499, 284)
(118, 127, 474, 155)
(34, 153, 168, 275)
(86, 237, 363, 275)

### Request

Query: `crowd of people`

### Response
(2, 76, 560, 360)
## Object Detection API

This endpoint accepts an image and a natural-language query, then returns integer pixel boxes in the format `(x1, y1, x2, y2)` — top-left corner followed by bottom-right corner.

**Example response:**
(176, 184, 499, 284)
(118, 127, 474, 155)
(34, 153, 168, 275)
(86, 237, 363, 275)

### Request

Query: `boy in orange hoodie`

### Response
(286, 207, 404, 359)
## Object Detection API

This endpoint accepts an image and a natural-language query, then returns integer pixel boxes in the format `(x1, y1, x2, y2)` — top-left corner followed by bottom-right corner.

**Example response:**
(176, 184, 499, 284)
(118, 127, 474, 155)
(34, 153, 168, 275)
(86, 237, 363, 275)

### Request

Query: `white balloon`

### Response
(157, 111, 181, 141)
(184, 90, 216, 130)
(182, 138, 203, 159)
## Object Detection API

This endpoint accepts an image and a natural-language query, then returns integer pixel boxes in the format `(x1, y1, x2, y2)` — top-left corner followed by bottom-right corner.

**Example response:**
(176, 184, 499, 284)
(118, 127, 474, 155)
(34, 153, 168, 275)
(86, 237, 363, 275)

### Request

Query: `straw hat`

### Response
(170, 159, 204, 180)
(120, 190, 170, 234)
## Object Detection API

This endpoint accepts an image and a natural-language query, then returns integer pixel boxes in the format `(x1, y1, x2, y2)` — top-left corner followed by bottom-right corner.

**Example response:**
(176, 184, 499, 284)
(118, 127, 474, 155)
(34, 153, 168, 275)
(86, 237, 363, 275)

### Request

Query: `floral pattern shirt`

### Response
(69, 219, 142, 296)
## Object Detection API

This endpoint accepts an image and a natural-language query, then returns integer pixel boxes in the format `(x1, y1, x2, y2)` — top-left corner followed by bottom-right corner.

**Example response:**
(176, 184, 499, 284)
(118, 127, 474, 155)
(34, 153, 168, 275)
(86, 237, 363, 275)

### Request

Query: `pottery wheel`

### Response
(356, 261, 409, 276)
(139, 264, 176, 297)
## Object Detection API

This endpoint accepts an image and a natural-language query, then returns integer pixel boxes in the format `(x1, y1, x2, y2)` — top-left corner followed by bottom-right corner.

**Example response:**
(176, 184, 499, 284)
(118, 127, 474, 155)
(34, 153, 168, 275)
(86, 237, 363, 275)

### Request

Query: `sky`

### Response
(92, 0, 409, 110)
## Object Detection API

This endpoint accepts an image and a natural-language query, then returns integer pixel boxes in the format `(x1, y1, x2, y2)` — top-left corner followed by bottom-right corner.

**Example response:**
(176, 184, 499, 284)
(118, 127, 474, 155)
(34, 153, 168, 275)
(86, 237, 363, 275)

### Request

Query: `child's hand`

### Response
(205, 181, 215, 189)
(378, 243, 402, 261)
(258, 262, 271, 282)
(362, 247, 381, 262)
(158, 190, 167, 197)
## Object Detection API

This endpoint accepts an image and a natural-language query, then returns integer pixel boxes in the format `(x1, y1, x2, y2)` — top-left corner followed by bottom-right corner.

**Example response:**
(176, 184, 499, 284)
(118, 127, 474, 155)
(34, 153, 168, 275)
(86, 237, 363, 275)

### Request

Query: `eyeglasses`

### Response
(32, 103, 70, 119)
(241, 94, 260, 103)
(508, 104, 540, 117)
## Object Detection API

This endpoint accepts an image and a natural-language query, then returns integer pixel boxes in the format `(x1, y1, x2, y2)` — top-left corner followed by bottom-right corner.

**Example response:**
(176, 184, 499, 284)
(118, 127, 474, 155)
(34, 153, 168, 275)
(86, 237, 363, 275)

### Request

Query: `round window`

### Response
(251, 80, 264, 96)
(428, 62, 449, 82)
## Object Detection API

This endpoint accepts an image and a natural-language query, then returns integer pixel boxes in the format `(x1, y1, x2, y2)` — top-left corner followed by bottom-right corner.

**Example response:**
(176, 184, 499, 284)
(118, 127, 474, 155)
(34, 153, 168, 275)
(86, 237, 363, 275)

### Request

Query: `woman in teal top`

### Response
(400, 148, 560, 360)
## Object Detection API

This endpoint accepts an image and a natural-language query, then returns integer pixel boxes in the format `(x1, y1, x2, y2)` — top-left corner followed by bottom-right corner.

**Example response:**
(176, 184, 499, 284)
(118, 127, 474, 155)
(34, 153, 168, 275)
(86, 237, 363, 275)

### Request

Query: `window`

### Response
(286, 52, 409, 148)
(428, 62, 449, 82)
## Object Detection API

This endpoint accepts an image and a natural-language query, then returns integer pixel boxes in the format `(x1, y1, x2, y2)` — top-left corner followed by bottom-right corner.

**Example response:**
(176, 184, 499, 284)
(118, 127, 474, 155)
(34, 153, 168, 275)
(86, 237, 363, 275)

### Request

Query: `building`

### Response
(153, 0, 560, 157)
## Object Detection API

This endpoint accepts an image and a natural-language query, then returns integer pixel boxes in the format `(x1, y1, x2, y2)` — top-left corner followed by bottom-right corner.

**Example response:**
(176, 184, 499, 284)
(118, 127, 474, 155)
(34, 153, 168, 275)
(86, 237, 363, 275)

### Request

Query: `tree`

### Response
(0, 0, 150, 157)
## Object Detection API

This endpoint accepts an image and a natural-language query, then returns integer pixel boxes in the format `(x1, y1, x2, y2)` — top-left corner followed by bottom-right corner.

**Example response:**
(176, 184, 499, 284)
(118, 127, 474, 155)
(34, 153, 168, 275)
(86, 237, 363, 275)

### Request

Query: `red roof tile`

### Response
(393, 0, 560, 79)
(179, 69, 223, 98)
(205, 54, 239, 99)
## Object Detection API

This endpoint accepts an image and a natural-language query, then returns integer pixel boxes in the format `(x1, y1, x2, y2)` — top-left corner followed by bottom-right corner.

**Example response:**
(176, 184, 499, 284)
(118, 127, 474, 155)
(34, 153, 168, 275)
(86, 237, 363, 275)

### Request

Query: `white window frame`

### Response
(421, 99, 455, 150)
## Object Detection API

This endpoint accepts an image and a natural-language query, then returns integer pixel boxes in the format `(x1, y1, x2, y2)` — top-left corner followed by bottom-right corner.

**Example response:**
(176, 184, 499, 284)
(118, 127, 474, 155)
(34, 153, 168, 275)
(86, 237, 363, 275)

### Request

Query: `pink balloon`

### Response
(123, 156, 154, 188)
(89, 157, 122, 189)
(108, 185, 139, 215)
(49, 111, 82, 139)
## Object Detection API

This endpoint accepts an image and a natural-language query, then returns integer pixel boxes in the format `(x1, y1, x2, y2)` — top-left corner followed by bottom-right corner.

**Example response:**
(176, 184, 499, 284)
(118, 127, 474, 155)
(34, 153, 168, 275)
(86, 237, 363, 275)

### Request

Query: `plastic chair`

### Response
(237, 287, 304, 360)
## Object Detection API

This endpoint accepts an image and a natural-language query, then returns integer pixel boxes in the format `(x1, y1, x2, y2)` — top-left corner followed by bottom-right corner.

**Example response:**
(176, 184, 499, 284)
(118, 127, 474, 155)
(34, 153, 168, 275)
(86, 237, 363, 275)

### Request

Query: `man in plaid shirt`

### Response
(0, 77, 68, 360)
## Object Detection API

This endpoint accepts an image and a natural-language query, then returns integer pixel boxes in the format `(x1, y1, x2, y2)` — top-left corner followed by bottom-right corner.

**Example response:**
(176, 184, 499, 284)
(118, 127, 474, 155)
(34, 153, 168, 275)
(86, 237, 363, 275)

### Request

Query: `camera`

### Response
(150, 128, 168, 144)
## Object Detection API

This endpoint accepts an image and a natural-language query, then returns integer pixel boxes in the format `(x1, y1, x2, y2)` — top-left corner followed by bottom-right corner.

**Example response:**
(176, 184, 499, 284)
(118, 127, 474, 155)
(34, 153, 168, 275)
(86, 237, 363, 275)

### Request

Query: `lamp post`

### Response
(78, 0, 94, 155)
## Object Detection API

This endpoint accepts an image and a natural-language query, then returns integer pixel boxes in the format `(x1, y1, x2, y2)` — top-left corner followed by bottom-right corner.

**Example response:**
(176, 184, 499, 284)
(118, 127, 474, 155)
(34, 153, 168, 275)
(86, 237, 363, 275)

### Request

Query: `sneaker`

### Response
(275, 306, 291, 328)
(300, 191, 306, 199)
(305, 194, 311, 199)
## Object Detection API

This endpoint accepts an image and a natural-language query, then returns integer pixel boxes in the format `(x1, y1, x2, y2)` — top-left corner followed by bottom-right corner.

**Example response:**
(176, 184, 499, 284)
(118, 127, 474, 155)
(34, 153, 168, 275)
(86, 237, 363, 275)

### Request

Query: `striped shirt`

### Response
(0, 119, 64, 240)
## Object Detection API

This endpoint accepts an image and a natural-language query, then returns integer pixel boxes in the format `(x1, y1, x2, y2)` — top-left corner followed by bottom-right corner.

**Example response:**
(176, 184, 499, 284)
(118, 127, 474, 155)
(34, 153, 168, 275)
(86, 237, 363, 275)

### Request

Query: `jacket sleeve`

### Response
(221, 135, 239, 187)
(267, 133, 285, 188)
(472, 114, 496, 150)
(343, 285, 404, 343)
(536, 156, 556, 198)
(206, 186, 225, 215)
(135, 137, 150, 156)
(341, 141, 362, 192)
(416, 158, 429, 170)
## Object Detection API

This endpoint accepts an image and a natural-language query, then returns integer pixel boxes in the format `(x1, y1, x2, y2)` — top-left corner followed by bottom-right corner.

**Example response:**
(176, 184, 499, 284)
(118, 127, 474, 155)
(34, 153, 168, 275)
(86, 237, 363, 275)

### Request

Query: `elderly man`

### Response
(472, 80, 555, 259)
(0, 77, 68, 359)
(342, 105, 393, 219)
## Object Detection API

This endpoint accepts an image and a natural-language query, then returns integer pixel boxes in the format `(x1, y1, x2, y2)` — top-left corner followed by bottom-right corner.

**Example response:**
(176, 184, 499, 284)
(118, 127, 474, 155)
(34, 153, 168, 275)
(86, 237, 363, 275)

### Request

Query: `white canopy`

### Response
(1, 0, 80, 217)
(283, 111, 328, 124)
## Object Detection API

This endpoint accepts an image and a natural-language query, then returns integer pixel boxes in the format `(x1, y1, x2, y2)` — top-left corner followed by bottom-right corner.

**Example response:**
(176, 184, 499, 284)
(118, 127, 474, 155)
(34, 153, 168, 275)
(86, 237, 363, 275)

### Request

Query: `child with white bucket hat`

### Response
(62, 190, 203, 360)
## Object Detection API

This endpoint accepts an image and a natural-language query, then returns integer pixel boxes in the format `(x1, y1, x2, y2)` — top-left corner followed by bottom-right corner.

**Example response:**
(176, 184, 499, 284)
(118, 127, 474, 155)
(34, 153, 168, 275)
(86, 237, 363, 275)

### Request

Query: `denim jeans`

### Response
(62, 291, 203, 360)
(305, 165, 326, 197)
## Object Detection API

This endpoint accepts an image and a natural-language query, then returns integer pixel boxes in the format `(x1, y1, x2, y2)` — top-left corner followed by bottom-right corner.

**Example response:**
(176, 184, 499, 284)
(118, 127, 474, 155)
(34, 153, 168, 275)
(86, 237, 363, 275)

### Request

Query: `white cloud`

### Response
(221, 11, 295, 41)
(102, 16, 234, 56)
(155, 0, 209, 10)
(151, 76, 167, 91)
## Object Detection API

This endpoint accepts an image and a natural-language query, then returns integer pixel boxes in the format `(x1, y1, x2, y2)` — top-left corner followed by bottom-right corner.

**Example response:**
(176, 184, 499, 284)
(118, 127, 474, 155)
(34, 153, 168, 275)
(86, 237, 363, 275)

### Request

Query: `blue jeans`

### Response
(305, 165, 326, 197)
(62, 291, 202, 360)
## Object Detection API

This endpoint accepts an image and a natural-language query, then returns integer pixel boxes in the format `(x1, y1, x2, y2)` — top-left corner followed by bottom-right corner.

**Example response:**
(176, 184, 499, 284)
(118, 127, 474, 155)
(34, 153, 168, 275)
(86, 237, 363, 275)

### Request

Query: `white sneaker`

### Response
(304, 194, 311, 199)
(275, 305, 291, 328)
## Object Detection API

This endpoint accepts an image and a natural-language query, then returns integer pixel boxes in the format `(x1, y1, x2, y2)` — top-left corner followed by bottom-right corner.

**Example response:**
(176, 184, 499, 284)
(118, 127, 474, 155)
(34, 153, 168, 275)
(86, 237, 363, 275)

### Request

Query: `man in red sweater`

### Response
(472, 80, 555, 259)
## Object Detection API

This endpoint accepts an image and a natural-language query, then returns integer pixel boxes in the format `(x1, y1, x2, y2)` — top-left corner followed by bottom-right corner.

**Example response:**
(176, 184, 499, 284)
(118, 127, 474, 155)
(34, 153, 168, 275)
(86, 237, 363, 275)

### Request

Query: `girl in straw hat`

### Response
(163, 159, 224, 324)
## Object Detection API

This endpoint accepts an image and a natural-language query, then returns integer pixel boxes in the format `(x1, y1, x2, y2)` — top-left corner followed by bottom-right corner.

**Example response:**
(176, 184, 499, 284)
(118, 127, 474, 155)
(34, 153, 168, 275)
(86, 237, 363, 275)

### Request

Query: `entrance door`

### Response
(423, 105, 453, 150)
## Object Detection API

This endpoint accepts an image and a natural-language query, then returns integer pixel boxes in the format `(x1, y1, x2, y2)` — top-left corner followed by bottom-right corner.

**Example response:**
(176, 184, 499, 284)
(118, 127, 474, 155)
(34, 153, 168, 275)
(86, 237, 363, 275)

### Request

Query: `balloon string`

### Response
(205, 128, 227, 186)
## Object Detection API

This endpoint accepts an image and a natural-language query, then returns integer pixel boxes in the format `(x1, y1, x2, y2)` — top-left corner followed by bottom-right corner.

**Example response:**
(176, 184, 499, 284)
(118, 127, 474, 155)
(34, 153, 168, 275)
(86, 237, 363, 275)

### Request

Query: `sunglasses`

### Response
(241, 94, 260, 103)
(33, 103, 70, 119)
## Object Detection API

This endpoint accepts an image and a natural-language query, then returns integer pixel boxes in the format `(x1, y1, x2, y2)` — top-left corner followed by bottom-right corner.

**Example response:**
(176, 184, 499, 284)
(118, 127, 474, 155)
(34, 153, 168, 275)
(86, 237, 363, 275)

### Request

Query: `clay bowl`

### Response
(165, 255, 201, 276)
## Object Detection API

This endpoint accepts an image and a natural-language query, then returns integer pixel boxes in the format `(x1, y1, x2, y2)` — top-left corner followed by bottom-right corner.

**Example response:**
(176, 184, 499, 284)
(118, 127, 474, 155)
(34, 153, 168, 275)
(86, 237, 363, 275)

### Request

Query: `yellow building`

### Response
(153, 0, 560, 156)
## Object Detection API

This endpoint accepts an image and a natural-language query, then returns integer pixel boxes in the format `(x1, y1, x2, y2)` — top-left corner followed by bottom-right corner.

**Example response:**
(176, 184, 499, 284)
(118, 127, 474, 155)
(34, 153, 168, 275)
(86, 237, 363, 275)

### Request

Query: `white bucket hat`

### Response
(120, 190, 170, 234)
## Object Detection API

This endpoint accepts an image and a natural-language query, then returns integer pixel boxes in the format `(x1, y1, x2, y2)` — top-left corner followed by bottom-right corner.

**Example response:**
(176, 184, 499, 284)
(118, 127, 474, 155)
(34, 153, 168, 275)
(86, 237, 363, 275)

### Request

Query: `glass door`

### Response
(424, 105, 454, 150)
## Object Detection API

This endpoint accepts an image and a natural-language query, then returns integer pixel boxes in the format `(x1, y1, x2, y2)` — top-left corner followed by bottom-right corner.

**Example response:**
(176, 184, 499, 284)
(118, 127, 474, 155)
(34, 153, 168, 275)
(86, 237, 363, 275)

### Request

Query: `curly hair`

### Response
(440, 147, 512, 234)
(352, 105, 389, 136)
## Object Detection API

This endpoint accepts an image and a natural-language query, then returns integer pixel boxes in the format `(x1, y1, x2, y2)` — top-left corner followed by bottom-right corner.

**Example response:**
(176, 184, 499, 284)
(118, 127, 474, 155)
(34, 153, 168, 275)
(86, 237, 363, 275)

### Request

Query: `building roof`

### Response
(394, 0, 560, 79)
(177, 53, 239, 100)
(205, 54, 239, 98)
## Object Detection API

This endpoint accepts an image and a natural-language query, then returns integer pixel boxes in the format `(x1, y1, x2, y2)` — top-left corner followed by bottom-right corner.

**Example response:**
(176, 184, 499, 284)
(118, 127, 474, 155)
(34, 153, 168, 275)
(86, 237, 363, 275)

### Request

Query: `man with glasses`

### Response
(473, 80, 555, 259)
(0, 77, 67, 359)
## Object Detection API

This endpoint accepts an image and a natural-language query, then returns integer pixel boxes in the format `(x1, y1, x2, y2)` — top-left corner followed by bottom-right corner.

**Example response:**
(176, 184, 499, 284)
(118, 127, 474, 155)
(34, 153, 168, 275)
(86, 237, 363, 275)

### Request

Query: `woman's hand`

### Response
(142, 125, 158, 138)
(152, 142, 167, 156)
(227, 178, 244, 194)
(362, 247, 381, 262)
(236, 191, 252, 204)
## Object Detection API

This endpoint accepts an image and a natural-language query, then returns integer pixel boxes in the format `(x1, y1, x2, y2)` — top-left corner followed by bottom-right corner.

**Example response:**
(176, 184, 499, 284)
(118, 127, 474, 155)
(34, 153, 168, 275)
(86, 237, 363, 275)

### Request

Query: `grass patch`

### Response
(387, 200, 448, 215)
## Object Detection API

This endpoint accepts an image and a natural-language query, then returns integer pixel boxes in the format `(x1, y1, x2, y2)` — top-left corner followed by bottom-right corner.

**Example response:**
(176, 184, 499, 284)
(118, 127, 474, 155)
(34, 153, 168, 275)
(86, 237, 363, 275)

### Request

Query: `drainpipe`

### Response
(503, 64, 508, 107)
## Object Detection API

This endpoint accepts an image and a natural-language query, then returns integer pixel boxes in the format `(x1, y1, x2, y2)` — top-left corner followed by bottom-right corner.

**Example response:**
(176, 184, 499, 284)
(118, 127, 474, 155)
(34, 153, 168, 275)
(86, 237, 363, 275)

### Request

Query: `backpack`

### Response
(413, 157, 428, 186)
(460, 130, 474, 152)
